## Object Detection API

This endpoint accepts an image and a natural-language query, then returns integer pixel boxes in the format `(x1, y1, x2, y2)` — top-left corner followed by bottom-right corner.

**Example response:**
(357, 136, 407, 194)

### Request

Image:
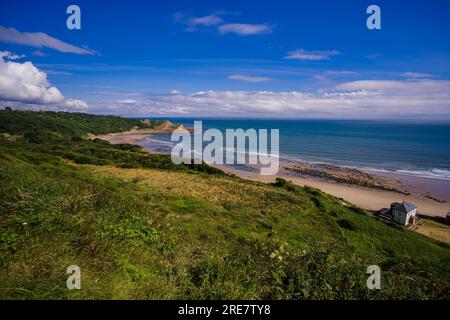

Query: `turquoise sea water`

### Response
(140, 119, 450, 181)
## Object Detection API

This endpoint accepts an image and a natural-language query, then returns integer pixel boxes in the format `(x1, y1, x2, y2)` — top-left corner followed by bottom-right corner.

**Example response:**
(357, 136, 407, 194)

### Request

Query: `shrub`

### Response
(337, 219, 357, 231)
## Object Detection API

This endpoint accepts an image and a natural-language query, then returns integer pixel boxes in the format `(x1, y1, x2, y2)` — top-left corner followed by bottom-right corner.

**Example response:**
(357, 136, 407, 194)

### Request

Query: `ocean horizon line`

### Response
(130, 116, 450, 124)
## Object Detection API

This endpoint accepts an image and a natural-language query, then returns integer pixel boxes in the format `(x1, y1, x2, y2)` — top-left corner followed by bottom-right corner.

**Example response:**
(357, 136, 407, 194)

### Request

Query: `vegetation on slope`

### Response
(0, 110, 163, 137)
(0, 110, 222, 174)
(0, 110, 449, 299)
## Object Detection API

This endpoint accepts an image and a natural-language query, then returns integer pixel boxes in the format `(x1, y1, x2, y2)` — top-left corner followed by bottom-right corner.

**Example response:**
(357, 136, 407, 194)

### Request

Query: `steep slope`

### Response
(0, 110, 449, 299)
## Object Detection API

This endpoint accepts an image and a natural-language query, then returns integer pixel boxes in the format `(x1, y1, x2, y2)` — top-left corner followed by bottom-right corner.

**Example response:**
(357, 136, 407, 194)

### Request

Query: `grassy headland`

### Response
(0, 110, 449, 299)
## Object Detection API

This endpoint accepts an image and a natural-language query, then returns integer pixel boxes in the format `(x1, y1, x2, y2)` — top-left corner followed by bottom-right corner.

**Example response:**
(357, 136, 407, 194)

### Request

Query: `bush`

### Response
(272, 178, 296, 191)
(337, 219, 357, 231)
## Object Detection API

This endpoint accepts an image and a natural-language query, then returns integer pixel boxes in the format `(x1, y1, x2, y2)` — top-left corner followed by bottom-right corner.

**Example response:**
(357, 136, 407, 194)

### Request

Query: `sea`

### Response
(139, 118, 450, 182)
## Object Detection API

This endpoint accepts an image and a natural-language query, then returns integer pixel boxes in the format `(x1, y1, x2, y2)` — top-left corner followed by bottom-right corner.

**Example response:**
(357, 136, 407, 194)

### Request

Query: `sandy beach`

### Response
(213, 164, 450, 218)
(92, 128, 175, 145)
(95, 129, 450, 219)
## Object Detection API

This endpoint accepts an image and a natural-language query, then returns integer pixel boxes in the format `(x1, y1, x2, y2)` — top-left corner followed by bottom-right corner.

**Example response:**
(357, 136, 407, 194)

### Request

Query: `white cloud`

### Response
(0, 50, 25, 60)
(218, 23, 272, 36)
(314, 70, 358, 81)
(32, 50, 47, 57)
(174, 13, 224, 31)
(118, 99, 137, 104)
(0, 56, 87, 109)
(228, 74, 272, 82)
(3, 59, 449, 118)
(0, 26, 97, 55)
(401, 72, 433, 78)
(64, 98, 88, 109)
(75, 79, 450, 119)
(327, 70, 357, 76)
(335, 80, 449, 93)
(174, 12, 272, 36)
(43, 69, 73, 76)
(285, 49, 340, 61)
(189, 15, 224, 28)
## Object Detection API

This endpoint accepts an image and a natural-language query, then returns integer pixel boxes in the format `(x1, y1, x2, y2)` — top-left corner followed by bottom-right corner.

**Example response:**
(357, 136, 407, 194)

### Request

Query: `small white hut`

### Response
(390, 202, 417, 226)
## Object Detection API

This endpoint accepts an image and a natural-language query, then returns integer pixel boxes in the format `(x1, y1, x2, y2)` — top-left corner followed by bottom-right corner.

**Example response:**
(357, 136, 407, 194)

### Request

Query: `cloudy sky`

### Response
(1, 0, 450, 119)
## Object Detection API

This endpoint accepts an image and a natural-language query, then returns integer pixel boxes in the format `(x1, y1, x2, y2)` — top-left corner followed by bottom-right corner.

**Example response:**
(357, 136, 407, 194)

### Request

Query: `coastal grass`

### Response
(415, 221, 450, 246)
(0, 110, 449, 299)
(1, 156, 449, 299)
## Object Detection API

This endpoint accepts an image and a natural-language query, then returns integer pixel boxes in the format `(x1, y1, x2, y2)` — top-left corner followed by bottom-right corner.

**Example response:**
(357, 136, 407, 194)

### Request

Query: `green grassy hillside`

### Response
(0, 109, 163, 137)
(0, 110, 449, 299)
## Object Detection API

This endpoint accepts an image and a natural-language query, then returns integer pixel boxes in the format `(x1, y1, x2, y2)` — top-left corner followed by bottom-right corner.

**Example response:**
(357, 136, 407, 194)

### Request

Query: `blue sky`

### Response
(1, 0, 450, 118)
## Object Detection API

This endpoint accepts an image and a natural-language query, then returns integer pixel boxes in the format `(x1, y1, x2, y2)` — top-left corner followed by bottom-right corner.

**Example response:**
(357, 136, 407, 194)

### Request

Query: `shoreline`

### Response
(92, 128, 175, 145)
(94, 129, 450, 218)
(212, 164, 450, 218)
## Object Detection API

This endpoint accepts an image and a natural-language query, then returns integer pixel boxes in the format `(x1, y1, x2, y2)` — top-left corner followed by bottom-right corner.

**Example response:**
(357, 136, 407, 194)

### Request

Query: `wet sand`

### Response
(373, 170, 450, 202)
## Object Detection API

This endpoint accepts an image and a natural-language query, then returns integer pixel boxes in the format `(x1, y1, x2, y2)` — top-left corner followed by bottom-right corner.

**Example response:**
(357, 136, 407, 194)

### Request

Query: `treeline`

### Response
(0, 109, 163, 137)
